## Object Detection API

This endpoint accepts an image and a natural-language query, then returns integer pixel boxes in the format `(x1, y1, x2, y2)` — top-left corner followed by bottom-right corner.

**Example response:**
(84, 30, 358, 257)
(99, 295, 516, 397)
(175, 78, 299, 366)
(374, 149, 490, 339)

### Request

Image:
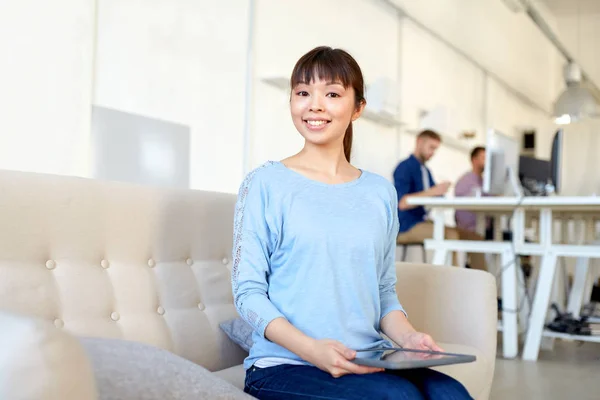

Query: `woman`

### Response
(232, 46, 472, 400)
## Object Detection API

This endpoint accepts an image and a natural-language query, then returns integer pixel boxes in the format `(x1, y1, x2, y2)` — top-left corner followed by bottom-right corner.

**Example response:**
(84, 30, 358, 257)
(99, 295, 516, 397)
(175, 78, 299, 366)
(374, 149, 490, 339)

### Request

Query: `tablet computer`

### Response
(352, 347, 476, 370)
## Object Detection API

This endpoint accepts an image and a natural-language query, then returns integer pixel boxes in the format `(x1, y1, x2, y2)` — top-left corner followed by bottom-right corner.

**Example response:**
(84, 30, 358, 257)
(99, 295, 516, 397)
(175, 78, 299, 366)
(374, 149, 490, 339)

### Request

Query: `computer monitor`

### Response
(519, 155, 550, 196)
(483, 129, 522, 197)
(516, 129, 564, 196)
(550, 129, 564, 194)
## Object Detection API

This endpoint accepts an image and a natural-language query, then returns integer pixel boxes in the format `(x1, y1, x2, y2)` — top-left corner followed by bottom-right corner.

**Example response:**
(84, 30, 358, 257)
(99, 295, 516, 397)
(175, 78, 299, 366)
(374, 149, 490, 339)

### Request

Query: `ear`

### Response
(351, 100, 366, 121)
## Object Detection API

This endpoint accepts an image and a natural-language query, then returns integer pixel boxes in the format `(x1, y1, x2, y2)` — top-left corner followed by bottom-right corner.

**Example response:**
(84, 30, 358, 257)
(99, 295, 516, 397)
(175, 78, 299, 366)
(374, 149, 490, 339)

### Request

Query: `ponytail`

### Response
(343, 122, 353, 162)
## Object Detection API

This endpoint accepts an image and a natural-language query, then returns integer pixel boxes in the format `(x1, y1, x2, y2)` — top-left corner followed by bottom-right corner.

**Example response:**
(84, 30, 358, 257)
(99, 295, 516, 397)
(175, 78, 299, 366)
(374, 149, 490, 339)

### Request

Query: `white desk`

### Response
(406, 196, 600, 361)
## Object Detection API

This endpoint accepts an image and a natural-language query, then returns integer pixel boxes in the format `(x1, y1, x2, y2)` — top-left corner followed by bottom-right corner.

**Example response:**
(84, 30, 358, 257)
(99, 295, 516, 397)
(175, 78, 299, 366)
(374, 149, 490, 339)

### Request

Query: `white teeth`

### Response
(306, 120, 327, 126)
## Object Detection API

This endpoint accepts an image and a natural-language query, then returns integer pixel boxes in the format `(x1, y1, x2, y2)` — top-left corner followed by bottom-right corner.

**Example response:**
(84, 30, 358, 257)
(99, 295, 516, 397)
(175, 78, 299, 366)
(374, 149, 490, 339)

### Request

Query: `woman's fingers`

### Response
(423, 336, 444, 352)
(323, 341, 384, 378)
(428, 341, 444, 352)
(332, 359, 384, 377)
(331, 341, 356, 360)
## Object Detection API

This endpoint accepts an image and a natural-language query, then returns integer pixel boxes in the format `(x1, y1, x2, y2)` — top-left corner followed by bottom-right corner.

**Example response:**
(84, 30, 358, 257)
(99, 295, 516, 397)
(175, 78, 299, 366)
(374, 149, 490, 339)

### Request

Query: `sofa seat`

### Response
(215, 364, 246, 391)
(216, 342, 486, 398)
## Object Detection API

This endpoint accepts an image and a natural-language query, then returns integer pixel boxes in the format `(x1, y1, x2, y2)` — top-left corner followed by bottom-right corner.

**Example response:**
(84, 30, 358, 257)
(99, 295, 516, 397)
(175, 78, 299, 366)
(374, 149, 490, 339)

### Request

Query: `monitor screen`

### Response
(483, 129, 521, 196)
(550, 129, 564, 194)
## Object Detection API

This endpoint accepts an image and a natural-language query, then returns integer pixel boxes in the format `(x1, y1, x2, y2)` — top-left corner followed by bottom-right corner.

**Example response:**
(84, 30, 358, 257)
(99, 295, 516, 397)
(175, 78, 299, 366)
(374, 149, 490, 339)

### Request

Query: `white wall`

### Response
(392, 0, 563, 113)
(555, 12, 600, 86)
(0, 0, 95, 177)
(485, 78, 557, 159)
(398, 17, 485, 187)
(551, 12, 600, 196)
(93, 0, 249, 193)
(0, 0, 565, 197)
(251, 0, 563, 186)
(250, 0, 402, 180)
(560, 121, 600, 196)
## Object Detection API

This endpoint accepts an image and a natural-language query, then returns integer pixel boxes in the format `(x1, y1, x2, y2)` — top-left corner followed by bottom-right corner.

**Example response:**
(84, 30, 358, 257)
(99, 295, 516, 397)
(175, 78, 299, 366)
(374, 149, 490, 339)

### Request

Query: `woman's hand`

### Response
(305, 339, 384, 378)
(396, 332, 444, 352)
(380, 311, 443, 353)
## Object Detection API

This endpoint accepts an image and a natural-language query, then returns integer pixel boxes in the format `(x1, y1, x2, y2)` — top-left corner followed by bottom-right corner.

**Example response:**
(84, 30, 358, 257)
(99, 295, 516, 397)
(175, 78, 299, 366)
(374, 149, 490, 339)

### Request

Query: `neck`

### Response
(413, 152, 424, 164)
(472, 167, 483, 176)
(298, 141, 348, 175)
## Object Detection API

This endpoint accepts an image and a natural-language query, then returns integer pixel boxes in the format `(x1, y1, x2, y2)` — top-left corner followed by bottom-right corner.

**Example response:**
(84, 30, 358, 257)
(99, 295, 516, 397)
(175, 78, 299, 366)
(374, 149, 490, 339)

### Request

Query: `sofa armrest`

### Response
(394, 262, 497, 362)
(0, 312, 98, 400)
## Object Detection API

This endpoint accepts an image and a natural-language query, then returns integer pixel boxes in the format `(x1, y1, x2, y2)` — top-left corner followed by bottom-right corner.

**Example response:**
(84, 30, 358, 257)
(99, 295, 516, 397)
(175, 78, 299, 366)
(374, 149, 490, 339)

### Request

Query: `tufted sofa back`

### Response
(0, 169, 246, 371)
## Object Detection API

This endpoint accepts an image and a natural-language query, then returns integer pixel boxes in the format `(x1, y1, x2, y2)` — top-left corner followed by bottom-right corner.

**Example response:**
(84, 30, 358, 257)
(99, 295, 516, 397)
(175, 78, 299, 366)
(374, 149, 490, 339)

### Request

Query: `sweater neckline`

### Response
(273, 161, 367, 188)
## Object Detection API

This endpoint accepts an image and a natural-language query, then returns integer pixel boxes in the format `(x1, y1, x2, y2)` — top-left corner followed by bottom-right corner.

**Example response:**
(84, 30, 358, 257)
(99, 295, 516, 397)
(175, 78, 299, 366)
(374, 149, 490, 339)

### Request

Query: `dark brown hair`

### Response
(290, 46, 365, 162)
(470, 146, 485, 160)
(417, 130, 442, 142)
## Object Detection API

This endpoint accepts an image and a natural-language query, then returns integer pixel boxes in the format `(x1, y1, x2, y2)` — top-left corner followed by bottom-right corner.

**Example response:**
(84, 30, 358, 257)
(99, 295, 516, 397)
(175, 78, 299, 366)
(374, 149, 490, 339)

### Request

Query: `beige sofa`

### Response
(0, 169, 497, 399)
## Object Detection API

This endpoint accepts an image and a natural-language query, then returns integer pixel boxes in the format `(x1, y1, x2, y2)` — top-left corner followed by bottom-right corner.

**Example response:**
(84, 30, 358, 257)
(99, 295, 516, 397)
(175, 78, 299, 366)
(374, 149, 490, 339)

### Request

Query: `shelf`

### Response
(262, 76, 289, 91)
(361, 108, 405, 127)
(542, 329, 600, 343)
(261, 76, 406, 127)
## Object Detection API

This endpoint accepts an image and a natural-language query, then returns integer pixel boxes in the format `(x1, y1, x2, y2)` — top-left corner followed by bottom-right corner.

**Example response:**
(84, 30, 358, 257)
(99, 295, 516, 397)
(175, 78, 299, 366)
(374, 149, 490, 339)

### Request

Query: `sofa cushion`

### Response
(80, 337, 252, 400)
(220, 317, 253, 352)
(0, 312, 97, 400)
(214, 364, 246, 391)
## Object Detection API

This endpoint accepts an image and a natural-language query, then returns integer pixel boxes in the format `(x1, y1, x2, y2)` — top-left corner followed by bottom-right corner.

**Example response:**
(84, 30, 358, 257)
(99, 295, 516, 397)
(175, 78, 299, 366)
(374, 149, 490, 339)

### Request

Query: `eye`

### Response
(326, 92, 340, 98)
(295, 91, 309, 96)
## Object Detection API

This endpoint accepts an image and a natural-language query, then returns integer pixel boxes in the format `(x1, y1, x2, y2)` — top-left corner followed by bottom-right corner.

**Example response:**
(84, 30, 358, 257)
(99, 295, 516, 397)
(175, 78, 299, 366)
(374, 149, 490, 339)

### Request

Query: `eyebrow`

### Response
(296, 80, 344, 86)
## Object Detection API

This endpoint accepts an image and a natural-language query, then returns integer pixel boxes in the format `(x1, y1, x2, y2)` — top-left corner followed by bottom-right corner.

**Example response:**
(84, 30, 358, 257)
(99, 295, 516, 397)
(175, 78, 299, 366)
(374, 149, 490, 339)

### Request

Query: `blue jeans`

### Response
(244, 364, 473, 400)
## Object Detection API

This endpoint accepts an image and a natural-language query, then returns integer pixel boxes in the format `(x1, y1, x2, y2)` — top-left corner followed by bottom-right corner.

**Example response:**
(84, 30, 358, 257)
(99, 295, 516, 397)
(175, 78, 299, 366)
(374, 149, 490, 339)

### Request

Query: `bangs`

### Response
(290, 47, 355, 89)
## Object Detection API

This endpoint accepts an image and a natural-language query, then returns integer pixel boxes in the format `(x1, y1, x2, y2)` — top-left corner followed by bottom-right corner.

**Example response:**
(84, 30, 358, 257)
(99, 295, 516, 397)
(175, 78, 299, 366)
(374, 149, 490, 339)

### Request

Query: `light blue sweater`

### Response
(232, 161, 405, 369)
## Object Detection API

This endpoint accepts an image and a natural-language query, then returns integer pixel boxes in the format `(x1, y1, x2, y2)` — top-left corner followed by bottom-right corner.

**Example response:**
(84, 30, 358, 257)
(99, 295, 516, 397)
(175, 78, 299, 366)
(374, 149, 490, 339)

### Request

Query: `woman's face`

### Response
(290, 78, 363, 148)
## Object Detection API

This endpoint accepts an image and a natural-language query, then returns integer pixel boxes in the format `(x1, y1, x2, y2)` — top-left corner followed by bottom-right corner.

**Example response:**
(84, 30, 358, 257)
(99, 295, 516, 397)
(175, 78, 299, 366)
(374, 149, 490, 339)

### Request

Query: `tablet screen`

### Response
(358, 348, 452, 361)
(354, 347, 476, 370)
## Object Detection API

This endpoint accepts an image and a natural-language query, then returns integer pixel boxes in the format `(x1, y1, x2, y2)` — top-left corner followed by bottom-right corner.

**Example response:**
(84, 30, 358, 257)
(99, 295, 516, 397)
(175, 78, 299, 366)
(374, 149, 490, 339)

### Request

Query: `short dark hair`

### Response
(417, 130, 441, 142)
(471, 146, 485, 160)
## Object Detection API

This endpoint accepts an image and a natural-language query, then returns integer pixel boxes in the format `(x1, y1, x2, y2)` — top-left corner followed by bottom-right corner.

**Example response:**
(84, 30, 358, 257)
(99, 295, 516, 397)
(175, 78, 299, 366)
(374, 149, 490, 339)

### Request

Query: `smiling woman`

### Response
(289, 46, 366, 163)
(231, 46, 473, 400)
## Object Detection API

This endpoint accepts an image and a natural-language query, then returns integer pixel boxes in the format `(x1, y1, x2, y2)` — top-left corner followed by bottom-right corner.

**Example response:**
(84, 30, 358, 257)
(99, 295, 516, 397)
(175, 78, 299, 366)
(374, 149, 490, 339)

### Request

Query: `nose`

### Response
(309, 95, 324, 112)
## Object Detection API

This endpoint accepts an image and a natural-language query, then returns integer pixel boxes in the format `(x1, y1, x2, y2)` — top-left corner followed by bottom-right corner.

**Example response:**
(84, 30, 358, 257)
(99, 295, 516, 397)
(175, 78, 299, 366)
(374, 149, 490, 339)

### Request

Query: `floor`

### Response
(490, 339, 600, 399)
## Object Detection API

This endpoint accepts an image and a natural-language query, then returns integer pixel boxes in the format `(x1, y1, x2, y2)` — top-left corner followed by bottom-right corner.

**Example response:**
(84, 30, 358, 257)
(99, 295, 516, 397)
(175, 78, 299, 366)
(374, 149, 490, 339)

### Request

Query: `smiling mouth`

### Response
(303, 119, 331, 127)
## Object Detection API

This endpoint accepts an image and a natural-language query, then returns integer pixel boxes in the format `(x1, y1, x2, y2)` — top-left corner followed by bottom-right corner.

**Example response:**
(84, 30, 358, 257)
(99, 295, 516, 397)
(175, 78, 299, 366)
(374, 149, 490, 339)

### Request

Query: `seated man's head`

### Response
(470, 146, 486, 175)
(415, 130, 441, 163)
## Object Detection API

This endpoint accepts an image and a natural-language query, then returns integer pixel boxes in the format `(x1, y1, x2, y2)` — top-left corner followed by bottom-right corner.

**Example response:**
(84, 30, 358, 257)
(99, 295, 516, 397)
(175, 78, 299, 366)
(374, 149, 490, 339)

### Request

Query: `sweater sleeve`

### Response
(231, 170, 285, 338)
(379, 187, 407, 321)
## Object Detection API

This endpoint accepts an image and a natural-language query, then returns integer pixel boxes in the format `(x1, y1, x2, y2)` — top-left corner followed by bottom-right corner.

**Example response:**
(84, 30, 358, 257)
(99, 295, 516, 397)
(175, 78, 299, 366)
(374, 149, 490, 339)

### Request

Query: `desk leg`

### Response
(517, 264, 530, 334)
(522, 252, 558, 361)
(431, 248, 448, 265)
(566, 257, 590, 318)
(431, 210, 448, 265)
(501, 249, 518, 358)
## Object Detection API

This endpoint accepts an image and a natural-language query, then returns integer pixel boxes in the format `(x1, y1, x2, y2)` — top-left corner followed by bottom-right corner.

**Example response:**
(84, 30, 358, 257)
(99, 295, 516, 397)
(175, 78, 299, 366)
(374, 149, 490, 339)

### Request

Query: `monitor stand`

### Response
(506, 166, 524, 199)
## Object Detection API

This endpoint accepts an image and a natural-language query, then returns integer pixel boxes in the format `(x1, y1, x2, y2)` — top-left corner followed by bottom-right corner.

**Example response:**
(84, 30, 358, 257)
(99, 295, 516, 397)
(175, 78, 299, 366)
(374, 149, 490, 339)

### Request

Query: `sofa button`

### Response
(148, 259, 156, 268)
(221, 258, 229, 265)
(198, 303, 205, 311)
(54, 319, 64, 328)
(186, 258, 193, 266)
(101, 259, 110, 269)
(110, 312, 120, 321)
(157, 306, 165, 315)
(46, 260, 56, 270)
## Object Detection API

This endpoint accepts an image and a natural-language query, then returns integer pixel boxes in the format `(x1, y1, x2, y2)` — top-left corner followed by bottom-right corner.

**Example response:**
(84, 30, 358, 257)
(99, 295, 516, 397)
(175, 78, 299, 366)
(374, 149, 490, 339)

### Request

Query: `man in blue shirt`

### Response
(393, 130, 486, 269)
